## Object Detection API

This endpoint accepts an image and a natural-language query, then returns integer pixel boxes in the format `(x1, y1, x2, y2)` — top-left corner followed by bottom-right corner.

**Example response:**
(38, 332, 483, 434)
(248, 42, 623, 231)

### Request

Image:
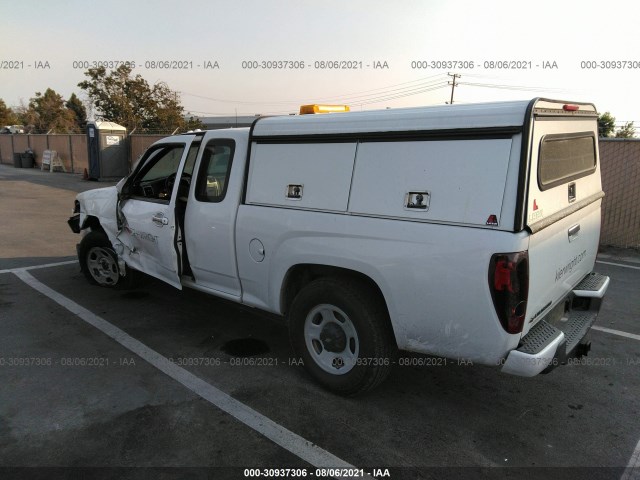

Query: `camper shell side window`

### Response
(537, 132, 597, 190)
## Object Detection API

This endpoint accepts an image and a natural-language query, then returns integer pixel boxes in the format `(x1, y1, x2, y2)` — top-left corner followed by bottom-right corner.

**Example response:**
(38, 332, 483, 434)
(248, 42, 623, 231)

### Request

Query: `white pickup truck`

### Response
(68, 98, 610, 395)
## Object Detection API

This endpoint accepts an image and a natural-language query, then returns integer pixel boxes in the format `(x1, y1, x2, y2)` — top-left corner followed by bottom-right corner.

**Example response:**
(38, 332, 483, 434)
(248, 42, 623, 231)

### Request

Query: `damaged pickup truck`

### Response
(68, 99, 610, 395)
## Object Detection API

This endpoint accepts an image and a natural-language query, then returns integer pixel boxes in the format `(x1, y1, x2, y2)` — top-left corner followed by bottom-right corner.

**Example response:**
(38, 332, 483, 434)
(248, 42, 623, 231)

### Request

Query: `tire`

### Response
(288, 277, 397, 396)
(78, 230, 136, 289)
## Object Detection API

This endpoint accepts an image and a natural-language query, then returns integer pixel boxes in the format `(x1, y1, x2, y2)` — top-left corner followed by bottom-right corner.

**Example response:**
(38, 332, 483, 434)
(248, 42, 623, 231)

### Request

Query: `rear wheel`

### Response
(288, 277, 396, 396)
(79, 230, 135, 288)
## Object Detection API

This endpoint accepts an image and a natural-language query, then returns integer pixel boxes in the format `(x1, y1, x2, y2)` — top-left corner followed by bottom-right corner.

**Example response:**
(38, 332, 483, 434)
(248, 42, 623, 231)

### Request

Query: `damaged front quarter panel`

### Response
(76, 184, 125, 251)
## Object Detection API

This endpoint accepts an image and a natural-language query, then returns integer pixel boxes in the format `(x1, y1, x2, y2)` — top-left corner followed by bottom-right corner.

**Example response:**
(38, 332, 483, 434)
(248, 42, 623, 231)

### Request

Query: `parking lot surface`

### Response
(1, 164, 639, 479)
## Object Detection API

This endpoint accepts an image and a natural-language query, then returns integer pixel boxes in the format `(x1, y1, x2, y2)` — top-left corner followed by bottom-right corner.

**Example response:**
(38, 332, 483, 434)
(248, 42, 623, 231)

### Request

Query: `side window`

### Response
(195, 140, 235, 202)
(182, 141, 201, 176)
(131, 144, 186, 202)
(538, 132, 596, 190)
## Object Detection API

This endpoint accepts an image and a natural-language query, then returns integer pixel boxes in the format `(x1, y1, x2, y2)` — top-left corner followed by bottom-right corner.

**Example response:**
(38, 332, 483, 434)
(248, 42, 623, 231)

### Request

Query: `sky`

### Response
(1, 0, 639, 128)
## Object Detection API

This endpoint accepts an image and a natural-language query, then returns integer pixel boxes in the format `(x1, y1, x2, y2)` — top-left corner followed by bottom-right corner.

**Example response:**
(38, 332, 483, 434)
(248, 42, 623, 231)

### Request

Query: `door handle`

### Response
(152, 214, 169, 226)
(568, 224, 580, 242)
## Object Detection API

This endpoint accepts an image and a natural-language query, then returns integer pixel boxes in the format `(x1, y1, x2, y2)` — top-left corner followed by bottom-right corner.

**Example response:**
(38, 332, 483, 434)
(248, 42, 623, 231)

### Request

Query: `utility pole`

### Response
(447, 73, 460, 104)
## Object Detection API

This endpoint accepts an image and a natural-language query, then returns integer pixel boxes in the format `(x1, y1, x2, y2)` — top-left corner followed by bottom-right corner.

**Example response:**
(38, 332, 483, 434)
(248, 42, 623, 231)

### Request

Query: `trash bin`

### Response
(21, 151, 35, 168)
(13, 153, 22, 168)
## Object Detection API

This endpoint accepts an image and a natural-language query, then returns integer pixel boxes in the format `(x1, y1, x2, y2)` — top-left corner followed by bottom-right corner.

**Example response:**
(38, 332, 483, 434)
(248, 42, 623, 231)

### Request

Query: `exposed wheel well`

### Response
(281, 264, 395, 344)
(83, 215, 104, 233)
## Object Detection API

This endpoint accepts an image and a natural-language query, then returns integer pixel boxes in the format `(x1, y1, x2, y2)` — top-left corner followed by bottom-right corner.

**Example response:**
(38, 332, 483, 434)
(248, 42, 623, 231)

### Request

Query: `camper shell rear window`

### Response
(538, 132, 597, 190)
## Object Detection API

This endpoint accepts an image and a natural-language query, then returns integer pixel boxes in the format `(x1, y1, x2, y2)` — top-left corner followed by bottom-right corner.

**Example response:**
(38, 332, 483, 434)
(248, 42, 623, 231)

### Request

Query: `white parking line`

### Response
(621, 438, 640, 480)
(596, 260, 640, 271)
(8, 258, 639, 477)
(12, 269, 371, 478)
(592, 326, 640, 342)
(598, 253, 640, 265)
(0, 260, 78, 275)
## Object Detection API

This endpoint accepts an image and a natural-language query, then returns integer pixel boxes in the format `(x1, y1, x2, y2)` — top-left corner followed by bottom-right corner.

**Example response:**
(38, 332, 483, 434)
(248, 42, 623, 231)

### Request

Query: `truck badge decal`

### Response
(486, 214, 499, 226)
(555, 249, 587, 282)
(125, 227, 159, 245)
(528, 208, 544, 223)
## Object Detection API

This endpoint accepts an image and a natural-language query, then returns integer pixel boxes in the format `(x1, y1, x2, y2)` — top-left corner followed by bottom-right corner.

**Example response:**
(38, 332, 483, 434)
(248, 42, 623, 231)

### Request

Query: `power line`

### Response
(179, 74, 449, 107)
(460, 73, 572, 91)
(327, 80, 448, 105)
(315, 74, 447, 102)
(458, 81, 571, 93)
(353, 83, 449, 106)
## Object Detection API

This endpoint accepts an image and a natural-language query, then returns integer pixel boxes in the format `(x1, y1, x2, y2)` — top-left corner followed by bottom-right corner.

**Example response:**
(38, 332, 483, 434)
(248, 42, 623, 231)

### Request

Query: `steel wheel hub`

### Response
(304, 304, 359, 375)
(87, 247, 119, 286)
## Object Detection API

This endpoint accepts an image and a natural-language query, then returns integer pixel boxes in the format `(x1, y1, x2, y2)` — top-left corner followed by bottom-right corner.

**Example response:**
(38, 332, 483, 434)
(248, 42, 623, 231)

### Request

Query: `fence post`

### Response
(68, 135, 74, 173)
(127, 127, 137, 173)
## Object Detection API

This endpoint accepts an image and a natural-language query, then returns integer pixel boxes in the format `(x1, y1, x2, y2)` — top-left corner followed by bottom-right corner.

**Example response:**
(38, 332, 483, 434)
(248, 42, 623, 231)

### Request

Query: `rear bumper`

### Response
(501, 271, 609, 377)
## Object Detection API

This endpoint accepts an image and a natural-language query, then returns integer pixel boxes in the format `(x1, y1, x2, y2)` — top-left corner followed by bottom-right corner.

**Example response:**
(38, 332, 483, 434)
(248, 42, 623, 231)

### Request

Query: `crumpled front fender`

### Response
(76, 186, 120, 245)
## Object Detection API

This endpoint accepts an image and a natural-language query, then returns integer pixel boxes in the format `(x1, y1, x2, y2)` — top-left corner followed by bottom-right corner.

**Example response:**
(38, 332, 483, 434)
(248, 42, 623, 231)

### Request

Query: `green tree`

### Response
(78, 65, 192, 133)
(615, 121, 636, 138)
(184, 115, 205, 131)
(0, 99, 20, 126)
(65, 93, 87, 131)
(27, 88, 76, 133)
(598, 112, 616, 137)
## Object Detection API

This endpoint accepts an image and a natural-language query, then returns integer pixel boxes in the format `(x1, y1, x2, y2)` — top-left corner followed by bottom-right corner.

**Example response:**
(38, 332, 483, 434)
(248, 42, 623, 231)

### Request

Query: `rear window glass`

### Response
(538, 132, 596, 190)
(195, 139, 235, 202)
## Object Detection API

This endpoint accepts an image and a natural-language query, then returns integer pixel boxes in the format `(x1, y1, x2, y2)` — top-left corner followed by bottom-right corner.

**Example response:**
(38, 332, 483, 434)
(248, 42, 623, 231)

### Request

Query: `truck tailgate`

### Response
(522, 100, 603, 337)
(524, 198, 601, 336)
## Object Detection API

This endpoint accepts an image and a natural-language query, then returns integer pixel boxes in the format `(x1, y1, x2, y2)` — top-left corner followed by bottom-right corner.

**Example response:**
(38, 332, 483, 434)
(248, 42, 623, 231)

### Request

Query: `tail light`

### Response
(488, 251, 529, 334)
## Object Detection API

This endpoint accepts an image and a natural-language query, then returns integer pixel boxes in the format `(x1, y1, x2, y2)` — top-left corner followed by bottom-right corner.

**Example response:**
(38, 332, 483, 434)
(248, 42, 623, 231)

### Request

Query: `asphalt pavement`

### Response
(1, 164, 639, 480)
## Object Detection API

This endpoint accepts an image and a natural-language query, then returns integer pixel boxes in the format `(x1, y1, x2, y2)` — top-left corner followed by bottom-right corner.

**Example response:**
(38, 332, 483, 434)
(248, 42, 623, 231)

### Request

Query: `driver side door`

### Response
(118, 137, 195, 289)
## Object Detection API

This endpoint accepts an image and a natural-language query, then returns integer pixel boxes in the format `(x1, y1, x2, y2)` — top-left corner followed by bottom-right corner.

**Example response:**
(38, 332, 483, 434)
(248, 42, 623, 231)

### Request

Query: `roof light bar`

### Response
(299, 104, 350, 115)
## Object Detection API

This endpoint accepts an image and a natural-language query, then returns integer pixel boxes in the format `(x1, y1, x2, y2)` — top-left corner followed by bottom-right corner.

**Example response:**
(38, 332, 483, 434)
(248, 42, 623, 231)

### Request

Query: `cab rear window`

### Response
(195, 139, 235, 202)
(538, 132, 596, 190)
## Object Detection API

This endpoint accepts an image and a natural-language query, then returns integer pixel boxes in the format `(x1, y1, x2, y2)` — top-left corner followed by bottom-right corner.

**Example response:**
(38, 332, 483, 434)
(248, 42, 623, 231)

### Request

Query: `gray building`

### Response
(198, 116, 263, 129)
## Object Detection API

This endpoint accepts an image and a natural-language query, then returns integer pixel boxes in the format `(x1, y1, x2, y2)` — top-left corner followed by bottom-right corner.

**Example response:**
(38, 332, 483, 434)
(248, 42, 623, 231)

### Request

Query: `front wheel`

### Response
(288, 278, 396, 396)
(78, 230, 135, 288)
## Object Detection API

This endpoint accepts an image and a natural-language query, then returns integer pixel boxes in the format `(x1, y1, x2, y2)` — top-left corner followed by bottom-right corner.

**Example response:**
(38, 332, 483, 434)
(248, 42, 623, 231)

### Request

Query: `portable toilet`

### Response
(86, 121, 128, 179)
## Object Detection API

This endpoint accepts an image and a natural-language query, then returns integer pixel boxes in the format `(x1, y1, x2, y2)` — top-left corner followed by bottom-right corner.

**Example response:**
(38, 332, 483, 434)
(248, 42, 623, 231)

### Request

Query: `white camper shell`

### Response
(69, 98, 609, 395)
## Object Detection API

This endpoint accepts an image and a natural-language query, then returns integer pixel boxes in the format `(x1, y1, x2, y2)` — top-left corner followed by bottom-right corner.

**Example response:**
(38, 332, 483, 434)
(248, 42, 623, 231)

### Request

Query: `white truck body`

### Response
(69, 98, 609, 394)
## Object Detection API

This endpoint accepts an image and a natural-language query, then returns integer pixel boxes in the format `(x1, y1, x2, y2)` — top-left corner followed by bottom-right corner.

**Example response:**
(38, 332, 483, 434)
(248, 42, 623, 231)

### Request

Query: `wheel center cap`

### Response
(320, 322, 347, 353)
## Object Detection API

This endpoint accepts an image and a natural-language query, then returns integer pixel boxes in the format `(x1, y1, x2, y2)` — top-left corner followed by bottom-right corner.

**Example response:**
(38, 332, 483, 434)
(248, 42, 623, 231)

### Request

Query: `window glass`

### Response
(131, 144, 186, 202)
(538, 133, 596, 189)
(183, 141, 201, 176)
(196, 140, 235, 202)
(139, 146, 184, 182)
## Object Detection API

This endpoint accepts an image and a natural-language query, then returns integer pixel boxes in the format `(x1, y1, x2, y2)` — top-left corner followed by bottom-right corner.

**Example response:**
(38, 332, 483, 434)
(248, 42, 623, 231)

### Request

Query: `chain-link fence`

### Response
(0, 132, 174, 174)
(599, 139, 640, 249)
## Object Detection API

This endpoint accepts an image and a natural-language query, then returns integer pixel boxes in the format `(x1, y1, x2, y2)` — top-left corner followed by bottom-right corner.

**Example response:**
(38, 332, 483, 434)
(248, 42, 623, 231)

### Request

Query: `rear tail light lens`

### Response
(489, 251, 529, 334)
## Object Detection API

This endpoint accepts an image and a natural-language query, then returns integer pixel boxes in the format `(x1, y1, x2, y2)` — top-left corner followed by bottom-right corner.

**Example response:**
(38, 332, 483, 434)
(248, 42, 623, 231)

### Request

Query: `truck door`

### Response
(183, 138, 242, 298)
(117, 137, 196, 289)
